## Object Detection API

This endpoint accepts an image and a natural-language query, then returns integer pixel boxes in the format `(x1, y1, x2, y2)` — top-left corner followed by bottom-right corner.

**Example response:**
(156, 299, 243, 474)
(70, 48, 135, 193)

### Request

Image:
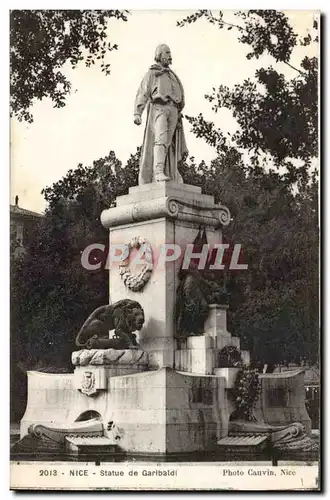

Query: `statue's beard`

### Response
(161, 58, 172, 67)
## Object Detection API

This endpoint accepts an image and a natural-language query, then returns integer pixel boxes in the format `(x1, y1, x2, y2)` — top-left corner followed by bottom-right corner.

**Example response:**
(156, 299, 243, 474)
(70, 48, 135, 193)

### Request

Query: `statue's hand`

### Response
(134, 115, 142, 126)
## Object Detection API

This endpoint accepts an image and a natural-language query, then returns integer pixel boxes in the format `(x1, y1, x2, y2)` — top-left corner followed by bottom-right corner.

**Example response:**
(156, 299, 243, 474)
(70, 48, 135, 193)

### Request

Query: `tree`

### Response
(180, 153, 319, 366)
(178, 10, 318, 181)
(11, 149, 139, 373)
(177, 10, 319, 365)
(10, 10, 128, 122)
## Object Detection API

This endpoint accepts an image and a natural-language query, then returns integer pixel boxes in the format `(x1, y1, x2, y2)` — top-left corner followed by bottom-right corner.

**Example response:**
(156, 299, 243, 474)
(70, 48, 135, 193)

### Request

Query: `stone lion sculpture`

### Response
(75, 299, 145, 350)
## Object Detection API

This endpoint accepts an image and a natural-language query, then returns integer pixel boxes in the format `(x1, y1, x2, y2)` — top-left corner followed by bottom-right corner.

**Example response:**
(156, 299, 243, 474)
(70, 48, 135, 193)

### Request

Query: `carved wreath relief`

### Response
(119, 236, 153, 292)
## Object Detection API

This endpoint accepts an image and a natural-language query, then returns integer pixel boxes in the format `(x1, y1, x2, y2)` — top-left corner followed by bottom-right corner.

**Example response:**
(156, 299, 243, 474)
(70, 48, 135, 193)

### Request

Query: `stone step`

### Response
(217, 434, 268, 453)
(65, 436, 118, 456)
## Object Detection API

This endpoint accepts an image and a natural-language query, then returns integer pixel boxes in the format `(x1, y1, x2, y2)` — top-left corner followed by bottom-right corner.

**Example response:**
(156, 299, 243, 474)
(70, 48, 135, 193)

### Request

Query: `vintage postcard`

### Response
(10, 9, 320, 491)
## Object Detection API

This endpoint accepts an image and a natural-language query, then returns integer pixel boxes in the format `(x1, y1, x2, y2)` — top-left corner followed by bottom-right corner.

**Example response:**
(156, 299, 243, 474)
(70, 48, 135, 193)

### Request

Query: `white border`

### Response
(3, 2, 326, 498)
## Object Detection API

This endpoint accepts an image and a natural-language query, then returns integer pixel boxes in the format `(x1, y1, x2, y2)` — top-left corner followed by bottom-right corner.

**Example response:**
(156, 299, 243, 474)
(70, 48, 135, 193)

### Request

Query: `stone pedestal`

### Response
(72, 349, 149, 395)
(101, 182, 230, 369)
(214, 367, 241, 389)
(175, 304, 246, 375)
(175, 336, 216, 375)
(72, 349, 148, 372)
(20, 367, 229, 454)
(205, 304, 228, 336)
(17, 366, 311, 458)
(241, 350, 251, 366)
(204, 304, 241, 350)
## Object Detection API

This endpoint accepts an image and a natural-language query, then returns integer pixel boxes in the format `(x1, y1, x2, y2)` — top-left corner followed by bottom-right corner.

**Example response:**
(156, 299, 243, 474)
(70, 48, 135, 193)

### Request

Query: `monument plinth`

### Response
(14, 43, 316, 462)
(101, 181, 230, 369)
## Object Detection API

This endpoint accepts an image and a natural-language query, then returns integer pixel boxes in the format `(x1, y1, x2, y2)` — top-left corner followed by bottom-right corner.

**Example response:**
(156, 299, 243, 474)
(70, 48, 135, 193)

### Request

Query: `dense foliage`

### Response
(178, 10, 318, 179)
(11, 151, 139, 373)
(178, 9, 319, 365)
(181, 153, 318, 365)
(10, 10, 128, 122)
(218, 346, 243, 368)
(233, 368, 261, 421)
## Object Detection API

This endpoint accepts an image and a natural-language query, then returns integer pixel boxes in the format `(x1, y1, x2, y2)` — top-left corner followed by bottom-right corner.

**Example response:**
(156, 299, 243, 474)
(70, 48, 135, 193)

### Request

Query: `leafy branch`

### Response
(177, 10, 317, 75)
(10, 10, 129, 122)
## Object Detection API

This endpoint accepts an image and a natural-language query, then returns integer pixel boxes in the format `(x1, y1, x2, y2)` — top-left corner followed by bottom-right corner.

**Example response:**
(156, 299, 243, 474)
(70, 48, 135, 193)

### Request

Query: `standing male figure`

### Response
(134, 44, 188, 184)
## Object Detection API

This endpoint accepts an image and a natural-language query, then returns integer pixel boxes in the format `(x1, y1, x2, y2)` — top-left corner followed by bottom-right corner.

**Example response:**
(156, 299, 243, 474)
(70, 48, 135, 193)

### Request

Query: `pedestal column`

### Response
(101, 181, 230, 369)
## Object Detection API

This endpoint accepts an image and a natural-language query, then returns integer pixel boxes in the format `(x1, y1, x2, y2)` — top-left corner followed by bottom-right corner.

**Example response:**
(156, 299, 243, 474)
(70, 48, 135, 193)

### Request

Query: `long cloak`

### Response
(138, 77, 188, 185)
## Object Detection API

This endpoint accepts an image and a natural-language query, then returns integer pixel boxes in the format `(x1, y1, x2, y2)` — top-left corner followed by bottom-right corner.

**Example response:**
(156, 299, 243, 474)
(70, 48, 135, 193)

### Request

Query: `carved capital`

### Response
(101, 187, 231, 230)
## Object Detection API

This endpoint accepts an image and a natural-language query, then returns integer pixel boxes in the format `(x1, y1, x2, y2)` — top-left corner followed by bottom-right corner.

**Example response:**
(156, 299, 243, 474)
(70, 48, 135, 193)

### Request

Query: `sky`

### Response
(10, 10, 318, 213)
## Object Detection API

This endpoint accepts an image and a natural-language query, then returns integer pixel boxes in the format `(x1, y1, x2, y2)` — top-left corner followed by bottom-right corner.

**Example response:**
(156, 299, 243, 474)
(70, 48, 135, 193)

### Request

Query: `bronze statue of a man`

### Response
(134, 44, 188, 184)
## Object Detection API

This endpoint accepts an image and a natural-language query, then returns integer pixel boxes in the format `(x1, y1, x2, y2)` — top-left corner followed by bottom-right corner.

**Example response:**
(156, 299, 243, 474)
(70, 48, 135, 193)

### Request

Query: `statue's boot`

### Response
(154, 162, 170, 182)
(154, 143, 170, 181)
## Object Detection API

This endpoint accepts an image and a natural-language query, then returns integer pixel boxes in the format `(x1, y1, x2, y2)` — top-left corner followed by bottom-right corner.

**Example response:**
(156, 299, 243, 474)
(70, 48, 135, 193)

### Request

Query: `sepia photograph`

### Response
(9, 9, 320, 491)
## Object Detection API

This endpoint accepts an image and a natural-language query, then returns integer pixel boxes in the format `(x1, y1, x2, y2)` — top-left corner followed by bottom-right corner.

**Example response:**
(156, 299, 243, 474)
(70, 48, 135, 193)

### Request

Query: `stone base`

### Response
(20, 367, 229, 454)
(204, 304, 242, 351)
(71, 348, 149, 368)
(65, 436, 118, 456)
(72, 349, 149, 392)
(214, 367, 241, 389)
(102, 184, 231, 370)
(241, 350, 251, 366)
(174, 334, 244, 375)
(255, 369, 312, 435)
(175, 336, 216, 375)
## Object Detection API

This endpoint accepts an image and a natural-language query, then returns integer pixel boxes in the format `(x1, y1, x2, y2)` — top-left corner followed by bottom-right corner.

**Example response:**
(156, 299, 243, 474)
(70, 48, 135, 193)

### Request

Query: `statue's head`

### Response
(155, 44, 172, 67)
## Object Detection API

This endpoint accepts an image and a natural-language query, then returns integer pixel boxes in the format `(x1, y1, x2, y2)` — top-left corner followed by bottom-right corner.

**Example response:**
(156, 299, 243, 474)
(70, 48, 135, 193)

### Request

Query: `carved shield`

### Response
(81, 371, 97, 396)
